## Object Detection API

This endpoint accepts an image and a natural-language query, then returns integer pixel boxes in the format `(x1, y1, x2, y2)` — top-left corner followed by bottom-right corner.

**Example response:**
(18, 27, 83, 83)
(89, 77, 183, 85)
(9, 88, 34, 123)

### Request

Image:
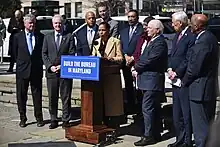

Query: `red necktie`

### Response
(176, 33, 183, 44)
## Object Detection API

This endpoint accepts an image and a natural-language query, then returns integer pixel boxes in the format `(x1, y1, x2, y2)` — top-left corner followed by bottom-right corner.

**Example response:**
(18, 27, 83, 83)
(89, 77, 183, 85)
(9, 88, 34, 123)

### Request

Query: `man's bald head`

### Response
(85, 11, 95, 19)
(191, 14, 208, 34)
(85, 11, 96, 28)
(15, 10, 22, 20)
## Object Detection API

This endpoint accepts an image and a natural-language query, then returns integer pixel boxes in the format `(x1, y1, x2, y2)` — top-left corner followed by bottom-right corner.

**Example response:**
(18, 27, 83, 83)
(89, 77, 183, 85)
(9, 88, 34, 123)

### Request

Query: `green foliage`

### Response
(0, 0, 22, 18)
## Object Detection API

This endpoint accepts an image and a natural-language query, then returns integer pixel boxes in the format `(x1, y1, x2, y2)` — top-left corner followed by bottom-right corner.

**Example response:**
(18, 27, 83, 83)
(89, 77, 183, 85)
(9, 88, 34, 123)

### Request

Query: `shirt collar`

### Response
(54, 30, 62, 36)
(25, 29, 33, 36)
(196, 30, 205, 40)
(130, 23, 138, 29)
(87, 25, 96, 32)
(150, 34, 160, 42)
(180, 26, 189, 36)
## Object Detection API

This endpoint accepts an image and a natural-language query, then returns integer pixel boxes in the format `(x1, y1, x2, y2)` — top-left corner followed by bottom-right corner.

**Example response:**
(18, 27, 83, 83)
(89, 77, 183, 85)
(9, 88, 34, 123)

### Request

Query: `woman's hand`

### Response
(107, 57, 114, 61)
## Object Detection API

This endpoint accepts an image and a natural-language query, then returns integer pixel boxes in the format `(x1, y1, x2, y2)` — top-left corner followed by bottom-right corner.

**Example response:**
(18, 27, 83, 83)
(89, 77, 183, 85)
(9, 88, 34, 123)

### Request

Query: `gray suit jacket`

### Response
(97, 18, 119, 38)
(42, 31, 75, 78)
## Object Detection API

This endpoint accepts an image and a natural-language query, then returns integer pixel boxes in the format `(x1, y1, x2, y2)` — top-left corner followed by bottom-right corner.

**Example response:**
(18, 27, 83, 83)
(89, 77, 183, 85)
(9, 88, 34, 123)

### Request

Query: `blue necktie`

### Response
(27, 33, 33, 55)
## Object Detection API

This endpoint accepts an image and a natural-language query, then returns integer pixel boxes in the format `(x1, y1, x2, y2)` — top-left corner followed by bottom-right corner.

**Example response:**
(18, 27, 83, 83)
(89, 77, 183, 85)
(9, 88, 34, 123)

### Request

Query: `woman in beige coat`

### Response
(92, 22, 124, 128)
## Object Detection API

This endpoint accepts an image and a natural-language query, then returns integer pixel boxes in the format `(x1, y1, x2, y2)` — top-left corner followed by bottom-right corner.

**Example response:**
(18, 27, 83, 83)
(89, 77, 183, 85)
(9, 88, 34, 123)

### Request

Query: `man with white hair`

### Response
(14, 14, 44, 128)
(167, 11, 195, 147)
(42, 14, 75, 129)
(133, 19, 168, 146)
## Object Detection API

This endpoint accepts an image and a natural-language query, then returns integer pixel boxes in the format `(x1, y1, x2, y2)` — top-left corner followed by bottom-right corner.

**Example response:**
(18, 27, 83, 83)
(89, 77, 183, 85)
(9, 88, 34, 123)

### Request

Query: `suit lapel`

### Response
(58, 33, 67, 52)
(51, 32, 58, 53)
(22, 31, 31, 56)
(105, 37, 115, 56)
(172, 28, 189, 56)
(142, 35, 161, 55)
(129, 23, 142, 44)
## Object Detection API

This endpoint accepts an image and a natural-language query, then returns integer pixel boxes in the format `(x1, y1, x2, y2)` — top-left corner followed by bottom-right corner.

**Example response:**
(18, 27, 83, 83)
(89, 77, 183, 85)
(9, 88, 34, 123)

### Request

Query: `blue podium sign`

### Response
(61, 56, 100, 81)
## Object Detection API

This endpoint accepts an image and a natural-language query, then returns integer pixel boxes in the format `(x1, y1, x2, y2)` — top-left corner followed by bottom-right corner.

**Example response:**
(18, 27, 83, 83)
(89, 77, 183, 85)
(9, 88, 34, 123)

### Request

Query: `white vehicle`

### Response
(111, 15, 175, 55)
(2, 16, 53, 58)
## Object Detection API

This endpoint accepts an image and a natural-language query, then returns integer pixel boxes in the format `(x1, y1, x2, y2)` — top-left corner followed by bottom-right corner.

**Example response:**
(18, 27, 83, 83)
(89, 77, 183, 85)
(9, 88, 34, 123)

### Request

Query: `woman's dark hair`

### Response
(143, 16, 155, 24)
(99, 21, 110, 31)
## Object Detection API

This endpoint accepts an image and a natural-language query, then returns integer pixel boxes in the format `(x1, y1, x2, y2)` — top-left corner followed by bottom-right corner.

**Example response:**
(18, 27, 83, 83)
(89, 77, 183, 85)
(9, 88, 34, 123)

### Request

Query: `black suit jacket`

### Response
(182, 31, 219, 101)
(120, 23, 143, 56)
(168, 27, 196, 78)
(75, 24, 99, 56)
(42, 31, 75, 78)
(14, 31, 44, 79)
(134, 35, 168, 91)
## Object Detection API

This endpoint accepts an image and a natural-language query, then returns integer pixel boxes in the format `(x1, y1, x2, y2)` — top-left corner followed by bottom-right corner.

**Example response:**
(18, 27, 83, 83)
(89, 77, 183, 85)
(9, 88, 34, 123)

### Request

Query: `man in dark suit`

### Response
(133, 19, 168, 146)
(14, 14, 44, 128)
(7, 10, 24, 72)
(119, 10, 143, 114)
(42, 14, 75, 129)
(96, 2, 119, 38)
(75, 11, 99, 56)
(167, 11, 195, 147)
(61, 15, 73, 34)
(182, 14, 219, 147)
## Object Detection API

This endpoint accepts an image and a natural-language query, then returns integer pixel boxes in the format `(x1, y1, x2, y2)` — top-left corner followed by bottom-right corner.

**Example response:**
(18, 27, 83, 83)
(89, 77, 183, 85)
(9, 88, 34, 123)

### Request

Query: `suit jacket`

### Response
(120, 23, 144, 56)
(42, 31, 75, 78)
(75, 24, 99, 56)
(97, 18, 119, 38)
(134, 35, 168, 91)
(14, 31, 44, 79)
(8, 17, 24, 56)
(168, 27, 196, 78)
(182, 31, 219, 101)
(92, 37, 123, 61)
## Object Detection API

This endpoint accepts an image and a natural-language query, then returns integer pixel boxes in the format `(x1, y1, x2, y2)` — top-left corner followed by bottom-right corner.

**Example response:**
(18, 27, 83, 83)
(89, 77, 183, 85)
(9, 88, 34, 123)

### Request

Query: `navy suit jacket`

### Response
(182, 31, 219, 101)
(120, 23, 143, 56)
(14, 31, 44, 79)
(134, 35, 168, 91)
(75, 24, 99, 56)
(168, 27, 196, 78)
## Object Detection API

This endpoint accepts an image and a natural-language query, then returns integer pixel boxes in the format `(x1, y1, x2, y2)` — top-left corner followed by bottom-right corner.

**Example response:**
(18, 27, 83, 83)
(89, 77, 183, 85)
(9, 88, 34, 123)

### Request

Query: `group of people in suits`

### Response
(167, 12, 219, 147)
(12, 2, 219, 147)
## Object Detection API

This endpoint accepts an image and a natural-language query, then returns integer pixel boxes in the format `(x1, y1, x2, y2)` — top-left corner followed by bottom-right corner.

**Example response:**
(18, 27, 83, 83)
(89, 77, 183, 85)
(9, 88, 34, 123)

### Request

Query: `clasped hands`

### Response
(50, 65, 60, 73)
(168, 69, 177, 80)
(125, 55, 133, 66)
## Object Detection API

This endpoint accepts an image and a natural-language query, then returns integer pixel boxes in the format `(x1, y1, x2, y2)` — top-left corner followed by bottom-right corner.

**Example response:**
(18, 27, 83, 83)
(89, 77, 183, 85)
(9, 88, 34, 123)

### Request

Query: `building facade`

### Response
(20, 0, 220, 18)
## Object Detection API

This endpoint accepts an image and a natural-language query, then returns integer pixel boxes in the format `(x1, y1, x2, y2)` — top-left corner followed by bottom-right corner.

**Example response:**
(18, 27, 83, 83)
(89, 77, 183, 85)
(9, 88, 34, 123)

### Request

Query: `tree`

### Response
(0, 0, 22, 18)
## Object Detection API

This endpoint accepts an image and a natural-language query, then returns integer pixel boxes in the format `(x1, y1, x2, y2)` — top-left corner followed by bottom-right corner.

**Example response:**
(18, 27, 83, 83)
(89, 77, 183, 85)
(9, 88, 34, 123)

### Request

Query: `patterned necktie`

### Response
(27, 33, 33, 55)
(129, 26, 134, 41)
(56, 33, 60, 50)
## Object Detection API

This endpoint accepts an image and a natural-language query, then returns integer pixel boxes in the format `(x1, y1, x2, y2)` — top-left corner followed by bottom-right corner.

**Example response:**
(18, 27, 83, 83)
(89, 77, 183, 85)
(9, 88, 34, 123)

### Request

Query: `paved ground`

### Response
(0, 94, 176, 147)
(0, 62, 177, 146)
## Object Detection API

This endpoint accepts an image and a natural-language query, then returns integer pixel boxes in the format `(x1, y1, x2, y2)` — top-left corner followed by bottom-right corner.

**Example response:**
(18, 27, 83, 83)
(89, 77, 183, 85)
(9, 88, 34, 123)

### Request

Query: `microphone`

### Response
(93, 40, 99, 45)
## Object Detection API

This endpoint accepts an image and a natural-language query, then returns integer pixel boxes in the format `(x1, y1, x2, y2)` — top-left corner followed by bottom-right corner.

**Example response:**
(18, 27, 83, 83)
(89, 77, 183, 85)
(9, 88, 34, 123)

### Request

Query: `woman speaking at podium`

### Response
(92, 22, 124, 129)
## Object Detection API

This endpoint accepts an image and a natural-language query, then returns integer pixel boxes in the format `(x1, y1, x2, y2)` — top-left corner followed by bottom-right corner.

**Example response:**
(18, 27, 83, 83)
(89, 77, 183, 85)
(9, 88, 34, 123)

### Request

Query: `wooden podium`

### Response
(65, 58, 118, 144)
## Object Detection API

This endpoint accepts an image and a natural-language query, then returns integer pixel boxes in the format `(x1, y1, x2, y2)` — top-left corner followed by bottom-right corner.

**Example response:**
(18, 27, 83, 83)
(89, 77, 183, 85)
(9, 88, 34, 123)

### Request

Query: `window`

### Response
(65, 3, 71, 18)
(24, 7, 30, 15)
(75, 2, 82, 17)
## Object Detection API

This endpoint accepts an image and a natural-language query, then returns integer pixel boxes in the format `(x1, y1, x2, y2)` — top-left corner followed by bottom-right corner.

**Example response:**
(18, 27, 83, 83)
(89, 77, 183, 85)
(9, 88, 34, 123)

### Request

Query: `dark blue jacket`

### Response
(120, 23, 143, 56)
(182, 31, 219, 101)
(168, 27, 196, 78)
(135, 35, 168, 91)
